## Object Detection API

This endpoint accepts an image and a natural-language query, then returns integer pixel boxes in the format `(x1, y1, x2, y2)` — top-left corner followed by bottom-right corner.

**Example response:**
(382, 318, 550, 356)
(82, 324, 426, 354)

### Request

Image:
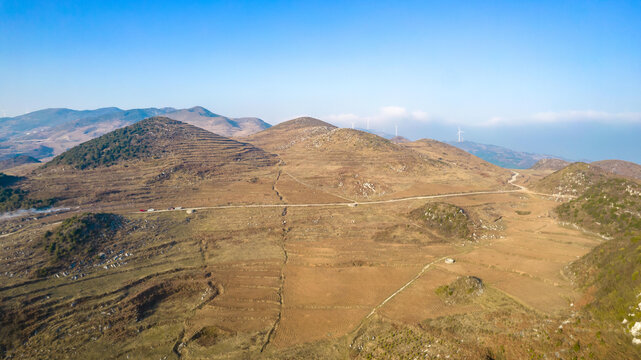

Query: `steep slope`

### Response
(27, 117, 279, 208)
(592, 159, 641, 180)
(243, 117, 337, 151)
(533, 162, 611, 196)
(555, 178, 641, 350)
(530, 158, 570, 171)
(164, 106, 271, 137)
(244, 118, 510, 200)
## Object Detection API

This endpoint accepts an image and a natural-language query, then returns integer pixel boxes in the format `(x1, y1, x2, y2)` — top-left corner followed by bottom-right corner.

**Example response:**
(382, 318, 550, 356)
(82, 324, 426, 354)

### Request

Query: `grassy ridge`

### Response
(558, 178, 641, 322)
(45, 117, 181, 169)
(535, 162, 610, 196)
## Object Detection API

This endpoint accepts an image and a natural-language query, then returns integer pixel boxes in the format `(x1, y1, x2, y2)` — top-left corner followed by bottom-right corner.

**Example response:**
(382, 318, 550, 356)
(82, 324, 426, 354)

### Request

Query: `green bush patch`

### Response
(0, 172, 56, 212)
(41, 213, 123, 271)
(410, 202, 473, 240)
(435, 276, 484, 305)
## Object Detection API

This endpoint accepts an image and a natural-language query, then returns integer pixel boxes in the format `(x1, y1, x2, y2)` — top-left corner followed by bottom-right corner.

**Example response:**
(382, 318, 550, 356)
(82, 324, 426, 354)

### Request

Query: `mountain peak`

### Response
(272, 117, 336, 130)
(185, 106, 217, 117)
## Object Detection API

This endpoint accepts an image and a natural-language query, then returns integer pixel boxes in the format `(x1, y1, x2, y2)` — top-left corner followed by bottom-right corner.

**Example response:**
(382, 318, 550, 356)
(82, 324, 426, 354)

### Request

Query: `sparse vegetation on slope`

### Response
(535, 162, 610, 196)
(557, 178, 641, 238)
(435, 276, 485, 305)
(410, 202, 473, 240)
(592, 159, 641, 181)
(0, 173, 55, 212)
(43, 213, 123, 259)
(557, 177, 641, 348)
(530, 158, 570, 171)
(39, 213, 123, 275)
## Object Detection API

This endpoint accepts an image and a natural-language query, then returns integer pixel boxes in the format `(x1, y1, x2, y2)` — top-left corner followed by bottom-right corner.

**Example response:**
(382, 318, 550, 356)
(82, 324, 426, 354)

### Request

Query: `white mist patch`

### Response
(0, 207, 71, 220)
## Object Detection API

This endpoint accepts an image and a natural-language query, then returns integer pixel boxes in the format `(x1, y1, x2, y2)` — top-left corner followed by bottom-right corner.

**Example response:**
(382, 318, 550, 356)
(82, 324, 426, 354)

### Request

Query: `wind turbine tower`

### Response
(395, 124, 398, 137)
(366, 119, 370, 130)
(457, 126, 464, 143)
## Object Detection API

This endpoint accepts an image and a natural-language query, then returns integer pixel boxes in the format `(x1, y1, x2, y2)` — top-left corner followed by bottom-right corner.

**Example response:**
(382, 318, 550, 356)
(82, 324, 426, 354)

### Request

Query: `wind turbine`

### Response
(366, 118, 370, 130)
(457, 126, 464, 143)
(395, 124, 398, 137)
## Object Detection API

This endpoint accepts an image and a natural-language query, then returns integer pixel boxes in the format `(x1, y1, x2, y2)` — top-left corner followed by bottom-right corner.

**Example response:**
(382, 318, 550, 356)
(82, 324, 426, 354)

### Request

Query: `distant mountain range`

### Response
(356, 130, 567, 169)
(447, 141, 568, 169)
(0, 106, 270, 160)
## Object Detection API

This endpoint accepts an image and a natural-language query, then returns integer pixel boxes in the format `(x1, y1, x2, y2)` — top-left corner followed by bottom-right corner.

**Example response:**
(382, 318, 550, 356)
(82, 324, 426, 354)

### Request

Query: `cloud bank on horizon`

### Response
(318, 106, 641, 165)
(324, 107, 641, 128)
(0, 1, 639, 163)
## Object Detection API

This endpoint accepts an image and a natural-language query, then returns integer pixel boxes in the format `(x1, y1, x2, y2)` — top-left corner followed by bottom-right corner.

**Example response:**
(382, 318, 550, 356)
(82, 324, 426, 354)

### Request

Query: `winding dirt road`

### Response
(145, 171, 534, 214)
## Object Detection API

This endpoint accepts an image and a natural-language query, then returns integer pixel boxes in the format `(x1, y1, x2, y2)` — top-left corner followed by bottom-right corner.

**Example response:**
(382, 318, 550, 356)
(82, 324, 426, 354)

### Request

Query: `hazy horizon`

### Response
(1, 1, 640, 162)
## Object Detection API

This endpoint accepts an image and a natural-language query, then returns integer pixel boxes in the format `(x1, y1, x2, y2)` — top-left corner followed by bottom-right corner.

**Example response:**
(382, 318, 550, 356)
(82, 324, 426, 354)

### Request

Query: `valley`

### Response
(0, 117, 640, 359)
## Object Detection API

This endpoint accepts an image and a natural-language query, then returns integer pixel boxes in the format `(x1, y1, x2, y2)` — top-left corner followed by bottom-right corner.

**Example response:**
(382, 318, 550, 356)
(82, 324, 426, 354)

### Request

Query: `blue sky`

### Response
(1, 1, 640, 162)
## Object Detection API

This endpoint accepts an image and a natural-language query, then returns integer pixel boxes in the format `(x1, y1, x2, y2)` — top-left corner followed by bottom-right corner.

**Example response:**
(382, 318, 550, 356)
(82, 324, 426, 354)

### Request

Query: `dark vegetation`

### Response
(190, 326, 233, 347)
(0, 154, 40, 170)
(410, 202, 472, 240)
(46, 117, 182, 169)
(558, 178, 641, 322)
(0, 173, 56, 212)
(39, 213, 123, 276)
(435, 276, 485, 305)
(0, 173, 22, 187)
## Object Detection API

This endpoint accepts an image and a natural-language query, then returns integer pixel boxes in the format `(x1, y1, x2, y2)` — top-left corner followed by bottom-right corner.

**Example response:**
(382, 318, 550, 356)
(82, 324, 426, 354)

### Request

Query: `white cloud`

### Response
(325, 106, 432, 128)
(530, 110, 641, 123)
(326, 113, 360, 123)
(380, 106, 408, 119)
(411, 110, 429, 120)
(480, 110, 641, 126)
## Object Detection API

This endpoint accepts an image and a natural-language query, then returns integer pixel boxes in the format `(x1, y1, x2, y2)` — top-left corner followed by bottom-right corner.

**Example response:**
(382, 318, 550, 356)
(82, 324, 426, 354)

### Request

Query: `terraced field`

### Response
(1, 118, 633, 359)
(22, 118, 281, 210)
(245, 119, 510, 201)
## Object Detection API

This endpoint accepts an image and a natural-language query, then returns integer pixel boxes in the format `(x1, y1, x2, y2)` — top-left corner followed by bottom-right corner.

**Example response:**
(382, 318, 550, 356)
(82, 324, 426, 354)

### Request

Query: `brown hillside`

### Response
(530, 158, 570, 171)
(243, 117, 337, 152)
(25, 117, 280, 208)
(592, 159, 641, 180)
(244, 119, 510, 200)
(390, 136, 410, 143)
(533, 162, 611, 196)
(403, 139, 511, 177)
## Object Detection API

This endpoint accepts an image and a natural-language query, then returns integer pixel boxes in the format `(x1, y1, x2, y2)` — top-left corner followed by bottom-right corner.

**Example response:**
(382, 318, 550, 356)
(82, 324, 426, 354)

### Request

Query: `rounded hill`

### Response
(530, 158, 570, 171)
(533, 162, 611, 196)
(29, 117, 280, 208)
(592, 159, 641, 180)
(45, 117, 276, 171)
(245, 117, 511, 200)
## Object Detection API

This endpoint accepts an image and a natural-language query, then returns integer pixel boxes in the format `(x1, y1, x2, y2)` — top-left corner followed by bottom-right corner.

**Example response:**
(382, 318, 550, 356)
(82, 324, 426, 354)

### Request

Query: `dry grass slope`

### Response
(24, 117, 279, 209)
